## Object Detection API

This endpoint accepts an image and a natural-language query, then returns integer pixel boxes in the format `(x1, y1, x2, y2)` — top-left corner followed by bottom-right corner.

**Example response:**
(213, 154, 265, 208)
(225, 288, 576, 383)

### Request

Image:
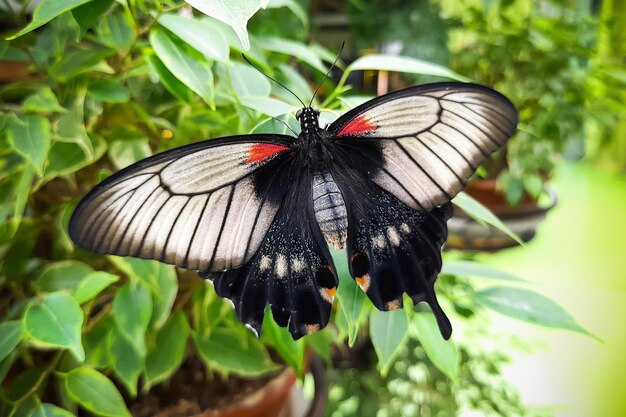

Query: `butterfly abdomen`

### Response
(312, 171, 348, 249)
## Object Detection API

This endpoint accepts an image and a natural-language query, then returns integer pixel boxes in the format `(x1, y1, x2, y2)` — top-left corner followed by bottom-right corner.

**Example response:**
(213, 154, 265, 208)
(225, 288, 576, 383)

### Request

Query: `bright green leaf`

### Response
(6, 114, 51, 175)
(31, 403, 76, 417)
(251, 114, 299, 135)
(343, 55, 469, 82)
(35, 260, 94, 293)
(149, 263, 178, 330)
(24, 293, 85, 361)
(145, 53, 193, 103)
(43, 142, 89, 179)
(194, 328, 277, 377)
(261, 309, 305, 375)
(112, 283, 152, 355)
(256, 37, 327, 73)
(108, 138, 151, 170)
(331, 248, 367, 346)
(230, 61, 271, 97)
(7, 0, 95, 39)
(0, 321, 23, 362)
(64, 367, 130, 417)
(73, 271, 119, 304)
(239, 96, 295, 117)
(55, 93, 94, 160)
(87, 79, 130, 103)
(412, 313, 459, 382)
(453, 191, 524, 245)
(158, 13, 229, 62)
(23, 87, 66, 113)
(145, 312, 189, 389)
(185, 0, 268, 50)
(150, 29, 215, 107)
(96, 8, 135, 50)
(107, 325, 143, 397)
(475, 287, 598, 340)
(370, 309, 408, 376)
(441, 260, 526, 282)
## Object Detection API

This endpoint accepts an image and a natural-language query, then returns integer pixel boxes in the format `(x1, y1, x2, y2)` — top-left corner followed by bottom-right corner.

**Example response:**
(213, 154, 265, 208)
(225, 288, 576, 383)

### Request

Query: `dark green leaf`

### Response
(6, 114, 51, 175)
(24, 293, 85, 361)
(31, 403, 76, 417)
(475, 286, 598, 339)
(84, 319, 113, 368)
(72, 0, 116, 34)
(158, 13, 229, 62)
(0, 321, 23, 362)
(96, 8, 136, 50)
(35, 260, 94, 293)
(112, 283, 152, 355)
(107, 325, 143, 397)
(370, 309, 408, 376)
(149, 29, 214, 107)
(64, 367, 130, 417)
(145, 312, 189, 389)
(52, 48, 114, 81)
(22, 87, 66, 113)
(8, 0, 95, 39)
(412, 313, 459, 381)
(441, 261, 526, 282)
(73, 271, 119, 304)
(87, 79, 130, 103)
(43, 142, 88, 179)
(55, 93, 94, 160)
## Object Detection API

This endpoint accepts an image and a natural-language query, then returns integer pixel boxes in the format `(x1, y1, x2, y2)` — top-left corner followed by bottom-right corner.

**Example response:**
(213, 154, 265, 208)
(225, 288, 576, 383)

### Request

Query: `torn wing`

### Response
(69, 135, 293, 274)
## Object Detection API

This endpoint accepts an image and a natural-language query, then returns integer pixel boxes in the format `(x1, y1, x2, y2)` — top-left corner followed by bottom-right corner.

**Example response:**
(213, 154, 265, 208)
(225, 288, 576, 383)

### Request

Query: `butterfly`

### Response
(69, 81, 517, 340)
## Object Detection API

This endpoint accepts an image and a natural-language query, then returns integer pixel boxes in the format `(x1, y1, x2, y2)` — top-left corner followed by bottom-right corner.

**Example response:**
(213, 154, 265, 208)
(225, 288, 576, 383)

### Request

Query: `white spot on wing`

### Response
(400, 223, 411, 234)
(373, 234, 386, 250)
(275, 254, 287, 278)
(260, 255, 271, 272)
(291, 256, 305, 273)
(387, 226, 400, 247)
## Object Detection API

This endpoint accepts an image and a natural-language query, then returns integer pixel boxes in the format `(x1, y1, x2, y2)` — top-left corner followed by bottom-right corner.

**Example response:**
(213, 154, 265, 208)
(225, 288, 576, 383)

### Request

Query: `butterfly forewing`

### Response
(69, 136, 293, 273)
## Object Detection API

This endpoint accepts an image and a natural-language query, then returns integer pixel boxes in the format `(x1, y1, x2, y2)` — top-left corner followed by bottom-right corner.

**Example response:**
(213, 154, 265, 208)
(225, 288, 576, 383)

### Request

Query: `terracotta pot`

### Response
(447, 179, 558, 251)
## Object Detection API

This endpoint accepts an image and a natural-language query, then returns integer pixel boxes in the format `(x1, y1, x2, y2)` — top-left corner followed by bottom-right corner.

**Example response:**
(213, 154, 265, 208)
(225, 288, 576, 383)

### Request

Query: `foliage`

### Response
(0, 0, 595, 416)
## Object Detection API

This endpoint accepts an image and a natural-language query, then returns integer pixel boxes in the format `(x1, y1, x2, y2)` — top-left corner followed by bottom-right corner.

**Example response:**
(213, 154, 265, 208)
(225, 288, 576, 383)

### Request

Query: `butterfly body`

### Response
(70, 82, 518, 340)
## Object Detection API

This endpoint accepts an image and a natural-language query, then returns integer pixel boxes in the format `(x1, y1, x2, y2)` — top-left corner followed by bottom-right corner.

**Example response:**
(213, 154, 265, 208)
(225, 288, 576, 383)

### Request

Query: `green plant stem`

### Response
(82, 303, 112, 334)
(10, 350, 64, 411)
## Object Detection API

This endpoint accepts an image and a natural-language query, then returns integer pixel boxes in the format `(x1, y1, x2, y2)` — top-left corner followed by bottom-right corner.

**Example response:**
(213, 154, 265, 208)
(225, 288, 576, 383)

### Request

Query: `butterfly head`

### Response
(295, 107, 321, 135)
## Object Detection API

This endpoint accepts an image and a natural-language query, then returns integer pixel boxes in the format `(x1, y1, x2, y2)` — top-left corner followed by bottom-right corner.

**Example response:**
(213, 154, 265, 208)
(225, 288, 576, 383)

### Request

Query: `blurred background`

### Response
(0, 0, 624, 416)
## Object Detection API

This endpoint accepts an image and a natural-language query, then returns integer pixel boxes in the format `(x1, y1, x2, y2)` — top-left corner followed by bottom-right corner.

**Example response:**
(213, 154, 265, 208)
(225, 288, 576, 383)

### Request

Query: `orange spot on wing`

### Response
(246, 143, 289, 164)
(338, 116, 377, 136)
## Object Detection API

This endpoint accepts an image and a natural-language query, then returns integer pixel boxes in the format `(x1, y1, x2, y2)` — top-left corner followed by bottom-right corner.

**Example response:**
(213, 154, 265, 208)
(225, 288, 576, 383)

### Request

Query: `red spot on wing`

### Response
(246, 143, 289, 164)
(337, 115, 377, 136)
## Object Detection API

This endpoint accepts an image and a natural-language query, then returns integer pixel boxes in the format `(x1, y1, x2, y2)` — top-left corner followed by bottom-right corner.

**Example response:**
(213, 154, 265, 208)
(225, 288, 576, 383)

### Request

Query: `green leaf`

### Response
(412, 313, 459, 382)
(331, 248, 366, 346)
(452, 191, 524, 245)
(55, 92, 94, 160)
(72, 0, 115, 35)
(441, 260, 526, 282)
(52, 48, 114, 81)
(251, 114, 299, 135)
(43, 142, 89, 179)
(261, 309, 305, 375)
(112, 283, 152, 355)
(24, 293, 85, 361)
(239, 97, 295, 117)
(107, 325, 143, 397)
(84, 319, 113, 368)
(370, 309, 408, 376)
(107, 138, 151, 170)
(256, 37, 327, 73)
(185, 0, 268, 50)
(267, 0, 308, 28)
(6, 114, 51, 175)
(475, 287, 598, 339)
(73, 272, 119, 304)
(194, 328, 278, 377)
(0, 321, 23, 362)
(23, 87, 66, 113)
(35, 260, 94, 293)
(96, 8, 135, 50)
(149, 263, 178, 330)
(87, 79, 130, 103)
(31, 403, 76, 417)
(158, 13, 229, 63)
(7, 0, 95, 39)
(230, 61, 271, 97)
(64, 367, 130, 417)
(343, 55, 469, 82)
(149, 29, 215, 107)
(145, 53, 193, 103)
(145, 312, 189, 389)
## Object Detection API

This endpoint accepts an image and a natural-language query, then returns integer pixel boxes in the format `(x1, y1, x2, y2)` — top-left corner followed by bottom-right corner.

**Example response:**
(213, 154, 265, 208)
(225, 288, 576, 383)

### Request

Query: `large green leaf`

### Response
(158, 13, 229, 62)
(107, 325, 143, 397)
(111, 283, 152, 355)
(64, 367, 130, 417)
(475, 286, 598, 339)
(24, 293, 85, 361)
(230, 61, 271, 98)
(35, 260, 94, 293)
(55, 93, 94, 160)
(84, 319, 113, 369)
(8, 0, 95, 39)
(144, 312, 189, 389)
(256, 37, 327, 73)
(370, 309, 409, 376)
(194, 328, 277, 377)
(73, 271, 119, 304)
(185, 0, 269, 50)
(31, 403, 75, 417)
(261, 310, 305, 375)
(149, 29, 214, 107)
(0, 321, 23, 362)
(331, 248, 367, 346)
(22, 87, 66, 113)
(87, 79, 130, 103)
(6, 114, 51, 175)
(107, 138, 151, 170)
(96, 8, 135, 50)
(72, 0, 115, 35)
(149, 263, 178, 330)
(145, 53, 193, 103)
(343, 54, 469, 82)
(441, 260, 526, 282)
(452, 192, 524, 245)
(239, 97, 295, 117)
(412, 313, 459, 382)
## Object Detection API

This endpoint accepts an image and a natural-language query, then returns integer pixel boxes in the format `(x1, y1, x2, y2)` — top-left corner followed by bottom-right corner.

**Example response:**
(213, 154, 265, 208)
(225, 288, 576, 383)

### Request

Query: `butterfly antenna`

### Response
(242, 54, 306, 108)
(309, 41, 345, 107)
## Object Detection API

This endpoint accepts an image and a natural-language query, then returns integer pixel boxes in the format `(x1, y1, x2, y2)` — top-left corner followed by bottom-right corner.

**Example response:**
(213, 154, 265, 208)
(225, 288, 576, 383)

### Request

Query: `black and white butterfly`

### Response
(69, 82, 517, 340)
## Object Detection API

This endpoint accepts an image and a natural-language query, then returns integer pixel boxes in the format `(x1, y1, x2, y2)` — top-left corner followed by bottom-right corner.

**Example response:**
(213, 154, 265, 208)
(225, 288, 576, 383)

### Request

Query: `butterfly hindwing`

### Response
(206, 161, 338, 339)
(69, 135, 293, 273)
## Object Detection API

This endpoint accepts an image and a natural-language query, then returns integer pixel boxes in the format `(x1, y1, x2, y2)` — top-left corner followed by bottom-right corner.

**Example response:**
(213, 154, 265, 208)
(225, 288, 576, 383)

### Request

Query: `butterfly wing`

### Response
(327, 83, 517, 338)
(69, 135, 294, 273)
(328, 82, 518, 211)
(205, 158, 338, 339)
